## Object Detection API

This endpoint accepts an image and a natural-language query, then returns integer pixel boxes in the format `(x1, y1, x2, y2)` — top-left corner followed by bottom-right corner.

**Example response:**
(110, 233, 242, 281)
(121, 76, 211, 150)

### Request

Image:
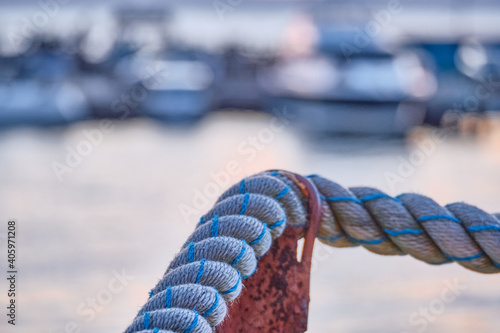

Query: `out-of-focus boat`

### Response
(0, 80, 89, 127)
(455, 40, 500, 113)
(0, 38, 90, 127)
(259, 25, 435, 135)
(213, 46, 275, 111)
(139, 56, 215, 122)
(403, 40, 483, 126)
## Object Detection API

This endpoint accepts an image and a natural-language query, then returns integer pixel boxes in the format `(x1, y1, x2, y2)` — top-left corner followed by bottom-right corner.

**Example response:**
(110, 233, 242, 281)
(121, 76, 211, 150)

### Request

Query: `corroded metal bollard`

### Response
(216, 172, 322, 333)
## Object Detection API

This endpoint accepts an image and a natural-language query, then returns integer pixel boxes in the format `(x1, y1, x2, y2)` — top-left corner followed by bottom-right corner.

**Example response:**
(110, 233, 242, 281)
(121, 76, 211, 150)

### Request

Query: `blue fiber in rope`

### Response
(222, 272, 241, 295)
(240, 179, 246, 194)
(211, 217, 219, 238)
(306, 174, 320, 178)
(361, 193, 401, 203)
(199, 216, 205, 225)
(184, 311, 199, 333)
(196, 259, 206, 283)
(270, 170, 278, 176)
(153, 328, 159, 333)
(384, 228, 424, 236)
(268, 217, 286, 230)
(276, 186, 290, 199)
(143, 312, 150, 329)
(188, 243, 194, 263)
(445, 252, 484, 261)
(240, 193, 250, 215)
(242, 264, 257, 279)
(148, 289, 154, 299)
(249, 222, 267, 245)
(468, 225, 500, 232)
(439, 259, 453, 264)
(417, 215, 461, 223)
(202, 291, 219, 317)
(231, 240, 247, 266)
(165, 286, 172, 308)
(347, 235, 387, 245)
(325, 196, 363, 204)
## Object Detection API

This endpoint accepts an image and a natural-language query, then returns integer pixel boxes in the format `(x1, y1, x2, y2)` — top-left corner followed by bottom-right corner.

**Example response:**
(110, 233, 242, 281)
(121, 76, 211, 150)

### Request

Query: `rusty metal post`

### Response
(216, 172, 322, 333)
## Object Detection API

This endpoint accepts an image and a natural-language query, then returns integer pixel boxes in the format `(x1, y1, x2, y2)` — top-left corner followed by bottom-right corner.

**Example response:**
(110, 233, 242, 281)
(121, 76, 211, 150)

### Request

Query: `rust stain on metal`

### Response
(216, 171, 321, 333)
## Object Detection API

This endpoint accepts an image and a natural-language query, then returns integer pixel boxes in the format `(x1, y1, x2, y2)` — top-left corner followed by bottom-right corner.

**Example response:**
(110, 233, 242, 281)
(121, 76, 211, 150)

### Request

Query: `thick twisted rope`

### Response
(125, 170, 500, 333)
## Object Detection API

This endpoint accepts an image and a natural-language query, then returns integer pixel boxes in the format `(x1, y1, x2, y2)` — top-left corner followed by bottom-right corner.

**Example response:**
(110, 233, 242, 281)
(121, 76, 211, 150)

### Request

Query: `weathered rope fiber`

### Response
(125, 170, 500, 332)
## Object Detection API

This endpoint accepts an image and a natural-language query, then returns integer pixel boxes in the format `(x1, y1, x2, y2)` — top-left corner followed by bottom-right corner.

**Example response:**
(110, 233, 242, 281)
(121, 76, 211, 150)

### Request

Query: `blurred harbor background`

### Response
(1, 1, 500, 132)
(1, 1, 500, 332)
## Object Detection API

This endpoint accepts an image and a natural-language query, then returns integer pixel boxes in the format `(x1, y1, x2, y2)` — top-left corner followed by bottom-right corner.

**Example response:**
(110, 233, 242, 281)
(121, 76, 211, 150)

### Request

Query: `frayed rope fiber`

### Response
(125, 170, 500, 332)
